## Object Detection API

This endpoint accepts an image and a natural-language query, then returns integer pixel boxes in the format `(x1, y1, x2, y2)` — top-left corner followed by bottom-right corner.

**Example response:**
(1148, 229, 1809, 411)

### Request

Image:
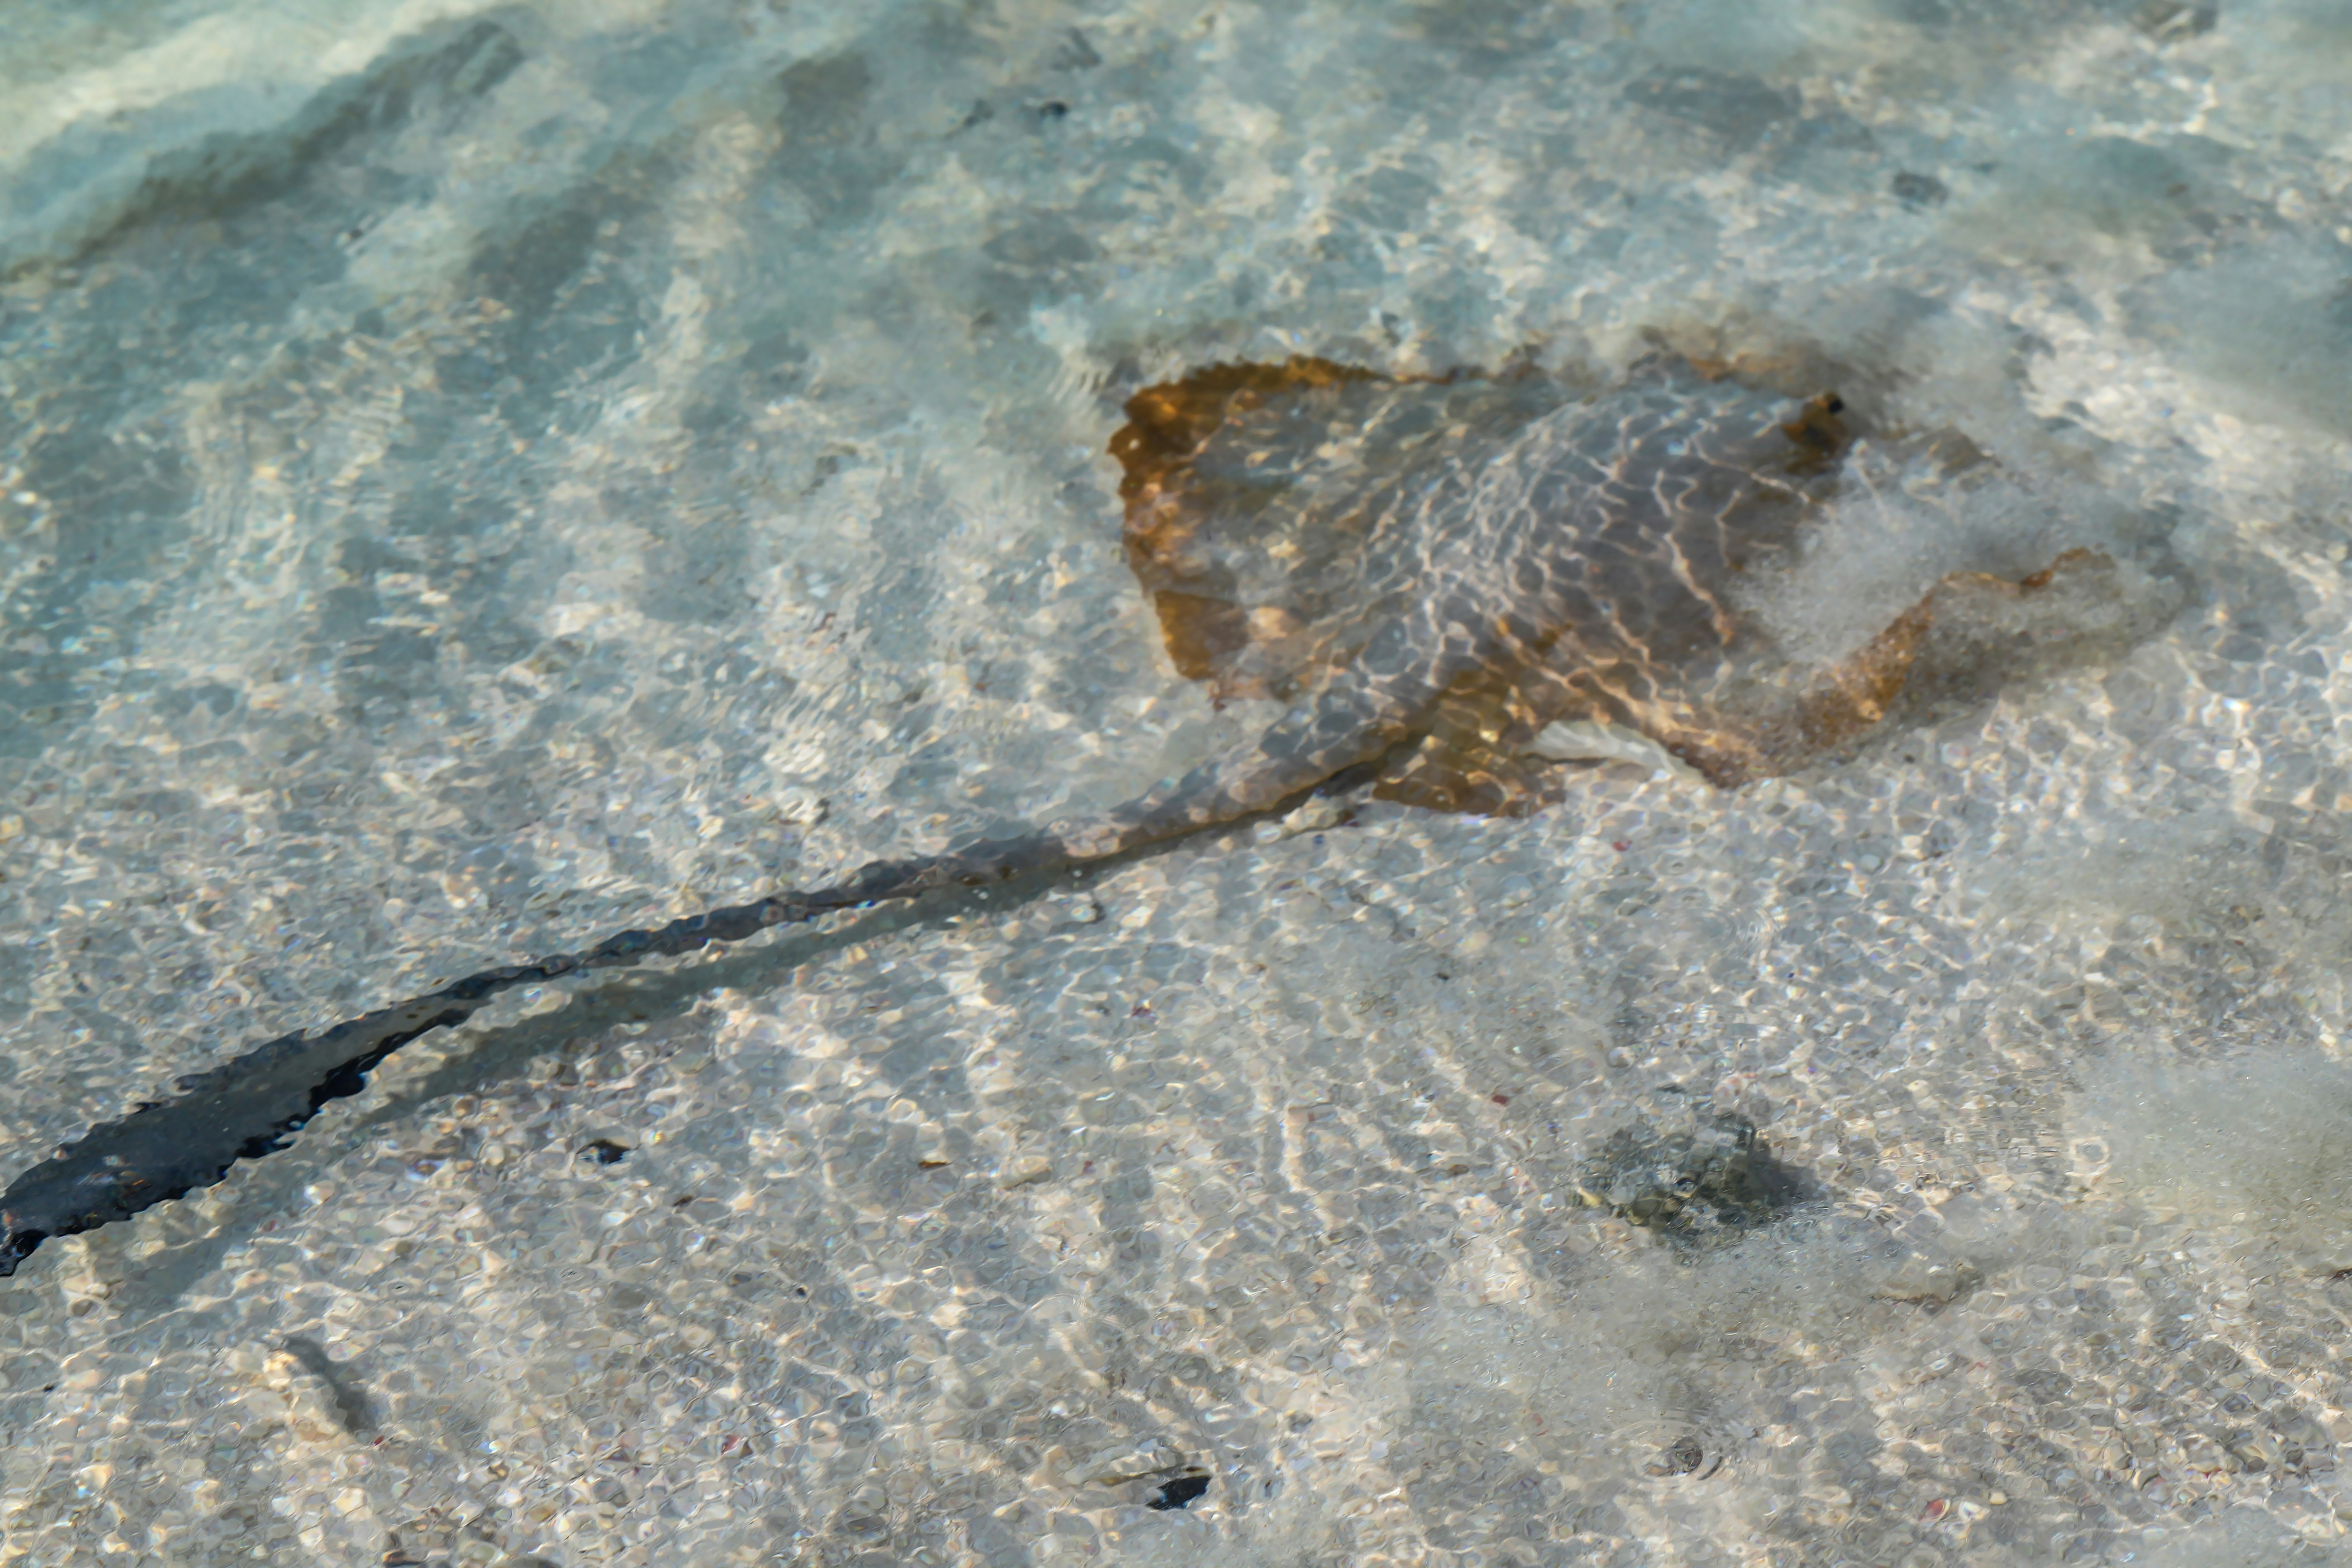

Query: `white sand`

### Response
(6, 2, 2352, 1564)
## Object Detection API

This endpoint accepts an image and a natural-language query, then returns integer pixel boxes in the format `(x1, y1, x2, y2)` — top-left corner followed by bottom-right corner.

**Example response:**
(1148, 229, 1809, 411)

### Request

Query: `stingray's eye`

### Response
(1822, 393, 1845, 414)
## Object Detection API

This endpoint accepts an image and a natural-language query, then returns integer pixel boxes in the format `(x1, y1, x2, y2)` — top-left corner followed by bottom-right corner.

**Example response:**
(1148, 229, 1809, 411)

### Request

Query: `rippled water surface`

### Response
(7, 2, 2352, 1565)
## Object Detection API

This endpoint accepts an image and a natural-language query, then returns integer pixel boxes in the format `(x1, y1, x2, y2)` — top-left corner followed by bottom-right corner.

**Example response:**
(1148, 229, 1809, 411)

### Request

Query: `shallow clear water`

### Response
(6, 2, 2352, 1565)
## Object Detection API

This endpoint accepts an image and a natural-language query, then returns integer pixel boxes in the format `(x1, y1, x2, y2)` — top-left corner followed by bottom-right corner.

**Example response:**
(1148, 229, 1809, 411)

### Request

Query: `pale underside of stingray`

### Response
(0, 350, 2105, 1274)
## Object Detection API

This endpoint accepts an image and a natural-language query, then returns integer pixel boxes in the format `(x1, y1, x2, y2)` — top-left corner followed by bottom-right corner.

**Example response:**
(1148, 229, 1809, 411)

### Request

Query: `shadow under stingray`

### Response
(70, 815, 1265, 1317)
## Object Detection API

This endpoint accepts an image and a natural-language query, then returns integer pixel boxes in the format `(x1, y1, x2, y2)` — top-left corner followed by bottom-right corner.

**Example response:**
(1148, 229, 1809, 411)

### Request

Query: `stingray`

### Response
(0, 352, 2112, 1274)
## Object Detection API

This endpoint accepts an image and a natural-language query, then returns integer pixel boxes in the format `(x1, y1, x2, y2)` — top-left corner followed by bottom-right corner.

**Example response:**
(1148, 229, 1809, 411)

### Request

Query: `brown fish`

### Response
(0, 351, 2110, 1273)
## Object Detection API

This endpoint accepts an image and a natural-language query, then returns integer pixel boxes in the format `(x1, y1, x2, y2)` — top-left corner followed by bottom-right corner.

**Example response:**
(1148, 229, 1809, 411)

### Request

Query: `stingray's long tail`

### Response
(0, 830, 1058, 1278)
(0, 699, 1410, 1278)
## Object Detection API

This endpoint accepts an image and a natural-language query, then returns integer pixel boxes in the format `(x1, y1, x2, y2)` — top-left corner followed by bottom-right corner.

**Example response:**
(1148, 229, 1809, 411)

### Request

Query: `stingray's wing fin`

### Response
(1635, 595, 1936, 786)
(1614, 550, 2124, 787)
(1111, 357, 1570, 700)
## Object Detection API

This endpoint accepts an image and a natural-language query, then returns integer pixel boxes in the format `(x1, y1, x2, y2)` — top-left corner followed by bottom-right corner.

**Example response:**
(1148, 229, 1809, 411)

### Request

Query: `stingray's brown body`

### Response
(1117, 353, 1911, 809)
(0, 351, 2105, 1273)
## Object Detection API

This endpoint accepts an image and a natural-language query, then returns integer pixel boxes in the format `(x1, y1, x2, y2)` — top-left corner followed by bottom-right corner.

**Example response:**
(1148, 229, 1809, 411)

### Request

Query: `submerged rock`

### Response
(1574, 1107, 1811, 1243)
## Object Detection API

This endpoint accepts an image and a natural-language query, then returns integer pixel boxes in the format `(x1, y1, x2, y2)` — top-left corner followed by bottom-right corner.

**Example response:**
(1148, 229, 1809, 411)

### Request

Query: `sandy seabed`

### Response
(8, 2, 2352, 1564)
